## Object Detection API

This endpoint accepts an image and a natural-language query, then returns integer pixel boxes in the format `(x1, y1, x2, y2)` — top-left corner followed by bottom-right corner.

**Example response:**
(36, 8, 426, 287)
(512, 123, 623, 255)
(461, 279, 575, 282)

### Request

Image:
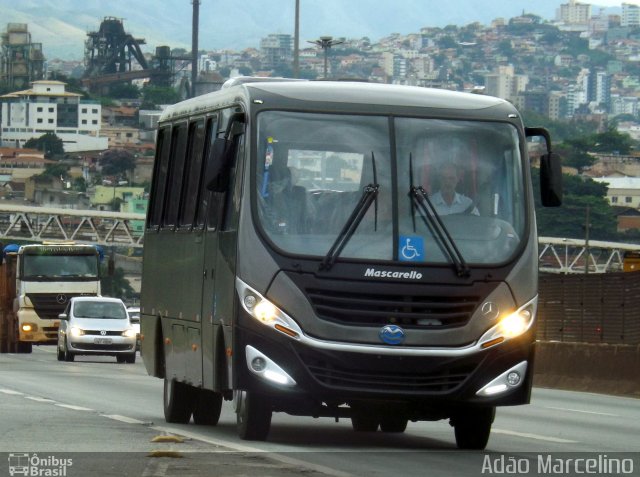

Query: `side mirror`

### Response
(540, 152, 562, 207)
(58, 313, 68, 320)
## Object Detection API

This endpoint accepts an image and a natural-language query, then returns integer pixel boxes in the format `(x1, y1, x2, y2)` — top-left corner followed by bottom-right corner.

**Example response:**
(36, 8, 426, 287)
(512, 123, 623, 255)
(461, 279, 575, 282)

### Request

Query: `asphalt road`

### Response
(0, 346, 638, 477)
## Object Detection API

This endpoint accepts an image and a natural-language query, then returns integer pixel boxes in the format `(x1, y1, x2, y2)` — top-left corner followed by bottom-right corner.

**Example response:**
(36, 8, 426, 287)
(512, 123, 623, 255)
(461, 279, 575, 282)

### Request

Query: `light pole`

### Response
(308, 36, 344, 79)
(293, 0, 300, 78)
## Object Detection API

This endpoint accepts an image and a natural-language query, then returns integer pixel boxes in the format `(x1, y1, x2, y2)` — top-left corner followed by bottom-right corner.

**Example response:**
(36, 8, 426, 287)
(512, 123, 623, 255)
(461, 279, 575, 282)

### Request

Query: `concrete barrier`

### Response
(533, 341, 640, 398)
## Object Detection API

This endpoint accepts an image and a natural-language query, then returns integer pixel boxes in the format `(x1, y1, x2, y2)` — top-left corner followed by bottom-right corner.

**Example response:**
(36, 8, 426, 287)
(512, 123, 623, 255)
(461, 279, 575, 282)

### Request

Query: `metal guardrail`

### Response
(0, 204, 144, 247)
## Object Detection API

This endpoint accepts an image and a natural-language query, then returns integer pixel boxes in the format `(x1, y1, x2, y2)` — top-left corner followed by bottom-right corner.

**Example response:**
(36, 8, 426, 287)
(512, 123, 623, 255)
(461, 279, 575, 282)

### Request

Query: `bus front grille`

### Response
(305, 288, 479, 328)
(300, 353, 474, 392)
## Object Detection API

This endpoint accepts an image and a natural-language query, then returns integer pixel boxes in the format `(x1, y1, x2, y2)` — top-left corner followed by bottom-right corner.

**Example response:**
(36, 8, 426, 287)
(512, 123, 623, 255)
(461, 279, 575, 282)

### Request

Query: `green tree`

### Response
(140, 85, 181, 108)
(100, 263, 135, 300)
(100, 149, 136, 178)
(532, 169, 618, 241)
(24, 132, 65, 158)
(107, 82, 140, 99)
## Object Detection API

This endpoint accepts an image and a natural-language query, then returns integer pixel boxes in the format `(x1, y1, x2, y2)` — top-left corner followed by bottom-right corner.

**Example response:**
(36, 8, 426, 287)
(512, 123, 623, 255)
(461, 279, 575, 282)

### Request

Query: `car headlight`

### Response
(122, 328, 136, 338)
(478, 297, 537, 349)
(236, 278, 302, 339)
(70, 327, 84, 337)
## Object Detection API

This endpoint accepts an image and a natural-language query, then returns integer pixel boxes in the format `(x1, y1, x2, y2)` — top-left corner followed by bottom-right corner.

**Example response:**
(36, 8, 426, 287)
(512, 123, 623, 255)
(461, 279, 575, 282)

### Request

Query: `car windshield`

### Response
(73, 302, 127, 319)
(255, 111, 526, 266)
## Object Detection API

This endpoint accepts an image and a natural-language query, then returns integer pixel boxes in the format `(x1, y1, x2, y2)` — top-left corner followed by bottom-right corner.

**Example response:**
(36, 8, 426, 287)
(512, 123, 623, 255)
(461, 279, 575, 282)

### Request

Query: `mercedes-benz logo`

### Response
(100, 330, 107, 336)
(56, 294, 67, 304)
(481, 301, 499, 320)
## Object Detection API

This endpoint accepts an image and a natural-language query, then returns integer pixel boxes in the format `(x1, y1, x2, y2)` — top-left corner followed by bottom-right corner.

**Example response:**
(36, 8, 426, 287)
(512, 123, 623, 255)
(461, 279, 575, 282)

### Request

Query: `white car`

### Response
(57, 296, 137, 363)
(127, 306, 141, 351)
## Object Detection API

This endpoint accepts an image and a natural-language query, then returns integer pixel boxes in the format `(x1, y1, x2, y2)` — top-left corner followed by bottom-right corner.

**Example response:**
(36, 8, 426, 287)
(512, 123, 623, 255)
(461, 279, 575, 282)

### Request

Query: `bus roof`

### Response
(159, 80, 517, 123)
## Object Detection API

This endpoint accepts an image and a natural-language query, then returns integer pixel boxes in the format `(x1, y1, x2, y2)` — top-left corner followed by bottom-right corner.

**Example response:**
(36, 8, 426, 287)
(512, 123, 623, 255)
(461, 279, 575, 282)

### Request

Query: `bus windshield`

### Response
(255, 111, 526, 265)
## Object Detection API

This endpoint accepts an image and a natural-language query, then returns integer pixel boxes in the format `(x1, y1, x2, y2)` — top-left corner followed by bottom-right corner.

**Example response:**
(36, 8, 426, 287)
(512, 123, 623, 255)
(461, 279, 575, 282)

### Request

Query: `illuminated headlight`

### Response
(237, 278, 302, 339)
(21, 323, 38, 332)
(246, 345, 296, 387)
(70, 327, 85, 337)
(478, 297, 537, 349)
(122, 329, 136, 338)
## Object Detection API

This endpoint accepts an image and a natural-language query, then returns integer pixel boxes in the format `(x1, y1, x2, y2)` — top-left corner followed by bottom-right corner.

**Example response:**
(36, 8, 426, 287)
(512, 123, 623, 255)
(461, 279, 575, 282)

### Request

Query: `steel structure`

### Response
(0, 23, 45, 90)
(0, 204, 144, 247)
(538, 236, 640, 274)
(1, 204, 638, 272)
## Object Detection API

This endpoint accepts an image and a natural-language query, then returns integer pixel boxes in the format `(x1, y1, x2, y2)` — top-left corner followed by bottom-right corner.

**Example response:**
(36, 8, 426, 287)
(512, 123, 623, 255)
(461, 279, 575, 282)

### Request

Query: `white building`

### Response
(621, 3, 640, 27)
(0, 80, 108, 152)
(592, 176, 640, 209)
(557, 0, 591, 25)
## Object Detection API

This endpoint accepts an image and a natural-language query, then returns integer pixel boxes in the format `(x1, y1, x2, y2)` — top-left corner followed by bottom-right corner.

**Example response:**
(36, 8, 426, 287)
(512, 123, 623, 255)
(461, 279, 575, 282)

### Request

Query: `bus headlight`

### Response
(237, 278, 302, 339)
(479, 297, 536, 349)
(70, 327, 85, 337)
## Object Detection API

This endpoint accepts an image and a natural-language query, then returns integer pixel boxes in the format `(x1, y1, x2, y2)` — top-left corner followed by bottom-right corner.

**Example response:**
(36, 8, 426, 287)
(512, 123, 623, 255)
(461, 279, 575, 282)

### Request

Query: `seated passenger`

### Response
(429, 163, 479, 216)
(264, 165, 308, 233)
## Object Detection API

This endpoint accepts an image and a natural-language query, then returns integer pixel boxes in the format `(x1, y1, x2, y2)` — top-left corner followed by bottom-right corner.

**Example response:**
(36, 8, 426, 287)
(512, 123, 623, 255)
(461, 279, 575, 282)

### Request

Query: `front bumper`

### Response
(68, 335, 136, 355)
(18, 310, 59, 343)
(235, 320, 535, 415)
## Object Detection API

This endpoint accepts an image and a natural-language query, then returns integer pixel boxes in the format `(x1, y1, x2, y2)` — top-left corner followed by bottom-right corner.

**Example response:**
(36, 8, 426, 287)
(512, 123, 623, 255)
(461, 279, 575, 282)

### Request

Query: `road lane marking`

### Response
(542, 406, 618, 417)
(0, 388, 23, 395)
(151, 425, 354, 477)
(102, 414, 150, 425)
(25, 396, 56, 403)
(493, 428, 578, 443)
(56, 404, 94, 411)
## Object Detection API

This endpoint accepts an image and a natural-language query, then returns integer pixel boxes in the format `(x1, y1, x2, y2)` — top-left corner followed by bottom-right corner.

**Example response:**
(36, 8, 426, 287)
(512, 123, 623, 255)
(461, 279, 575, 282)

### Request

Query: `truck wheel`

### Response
(235, 390, 271, 441)
(380, 416, 408, 433)
(193, 389, 223, 425)
(163, 378, 194, 424)
(453, 407, 495, 450)
(17, 342, 32, 354)
(64, 339, 75, 362)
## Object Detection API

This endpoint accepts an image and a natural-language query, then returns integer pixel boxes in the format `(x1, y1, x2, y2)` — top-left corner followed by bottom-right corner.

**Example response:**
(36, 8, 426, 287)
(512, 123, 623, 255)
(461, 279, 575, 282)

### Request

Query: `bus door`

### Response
(200, 109, 244, 392)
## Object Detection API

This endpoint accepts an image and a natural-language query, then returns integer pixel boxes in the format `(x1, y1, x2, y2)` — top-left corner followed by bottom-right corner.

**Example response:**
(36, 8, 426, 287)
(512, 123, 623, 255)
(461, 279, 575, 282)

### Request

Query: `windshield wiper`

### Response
(409, 153, 470, 277)
(320, 152, 379, 271)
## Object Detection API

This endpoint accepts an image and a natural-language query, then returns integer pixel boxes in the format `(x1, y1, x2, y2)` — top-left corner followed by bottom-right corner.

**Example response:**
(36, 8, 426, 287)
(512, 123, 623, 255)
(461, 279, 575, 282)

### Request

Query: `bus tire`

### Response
(379, 416, 408, 433)
(235, 391, 272, 441)
(163, 378, 194, 424)
(351, 413, 379, 432)
(453, 407, 494, 450)
(193, 389, 223, 425)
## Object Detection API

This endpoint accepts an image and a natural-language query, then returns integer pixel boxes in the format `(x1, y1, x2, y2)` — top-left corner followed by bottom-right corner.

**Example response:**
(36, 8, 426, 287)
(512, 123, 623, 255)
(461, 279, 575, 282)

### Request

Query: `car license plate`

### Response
(94, 338, 112, 344)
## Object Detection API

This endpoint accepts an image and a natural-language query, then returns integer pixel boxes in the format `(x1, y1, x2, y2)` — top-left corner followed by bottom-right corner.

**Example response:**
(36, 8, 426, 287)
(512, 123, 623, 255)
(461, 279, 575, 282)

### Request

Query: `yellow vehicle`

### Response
(623, 250, 640, 272)
(0, 243, 102, 353)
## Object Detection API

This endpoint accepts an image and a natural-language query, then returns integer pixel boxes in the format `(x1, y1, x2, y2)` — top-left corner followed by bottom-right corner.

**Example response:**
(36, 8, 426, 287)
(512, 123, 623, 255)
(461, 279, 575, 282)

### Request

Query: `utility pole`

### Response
(584, 205, 590, 275)
(308, 36, 344, 79)
(293, 0, 300, 78)
(191, 0, 200, 98)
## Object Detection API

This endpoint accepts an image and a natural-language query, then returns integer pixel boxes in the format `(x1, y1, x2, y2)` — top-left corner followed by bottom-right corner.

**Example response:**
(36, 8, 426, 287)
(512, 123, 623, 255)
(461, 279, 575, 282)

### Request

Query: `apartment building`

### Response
(0, 80, 108, 152)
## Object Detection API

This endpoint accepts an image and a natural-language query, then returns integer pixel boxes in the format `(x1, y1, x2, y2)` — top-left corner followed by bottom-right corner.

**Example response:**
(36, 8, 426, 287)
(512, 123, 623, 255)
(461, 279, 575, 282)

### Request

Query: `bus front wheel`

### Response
(193, 389, 223, 425)
(452, 407, 495, 450)
(163, 378, 194, 424)
(235, 390, 272, 441)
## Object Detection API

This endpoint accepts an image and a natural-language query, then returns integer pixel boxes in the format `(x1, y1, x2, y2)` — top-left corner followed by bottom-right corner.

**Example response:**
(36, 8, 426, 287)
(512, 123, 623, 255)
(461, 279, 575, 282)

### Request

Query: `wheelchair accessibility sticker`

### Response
(399, 236, 424, 262)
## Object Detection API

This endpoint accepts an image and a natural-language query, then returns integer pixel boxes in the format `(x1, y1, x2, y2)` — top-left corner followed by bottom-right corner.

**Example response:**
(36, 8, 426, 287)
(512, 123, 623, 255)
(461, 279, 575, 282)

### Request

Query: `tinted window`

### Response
(163, 123, 188, 227)
(179, 120, 206, 228)
(148, 127, 171, 227)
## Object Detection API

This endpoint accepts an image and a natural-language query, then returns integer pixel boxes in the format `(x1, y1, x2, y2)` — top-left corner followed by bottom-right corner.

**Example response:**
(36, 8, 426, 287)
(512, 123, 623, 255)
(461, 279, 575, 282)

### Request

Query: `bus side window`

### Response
(163, 123, 189, 228)
(195, 115, 219, 229)
(148, 127, 171, 228)
(179, 119, 206, 229)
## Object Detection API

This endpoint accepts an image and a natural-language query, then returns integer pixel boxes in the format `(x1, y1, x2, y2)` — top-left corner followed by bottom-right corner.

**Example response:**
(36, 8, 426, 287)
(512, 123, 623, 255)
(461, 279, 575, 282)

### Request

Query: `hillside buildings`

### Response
(0, 80, 108, 152)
